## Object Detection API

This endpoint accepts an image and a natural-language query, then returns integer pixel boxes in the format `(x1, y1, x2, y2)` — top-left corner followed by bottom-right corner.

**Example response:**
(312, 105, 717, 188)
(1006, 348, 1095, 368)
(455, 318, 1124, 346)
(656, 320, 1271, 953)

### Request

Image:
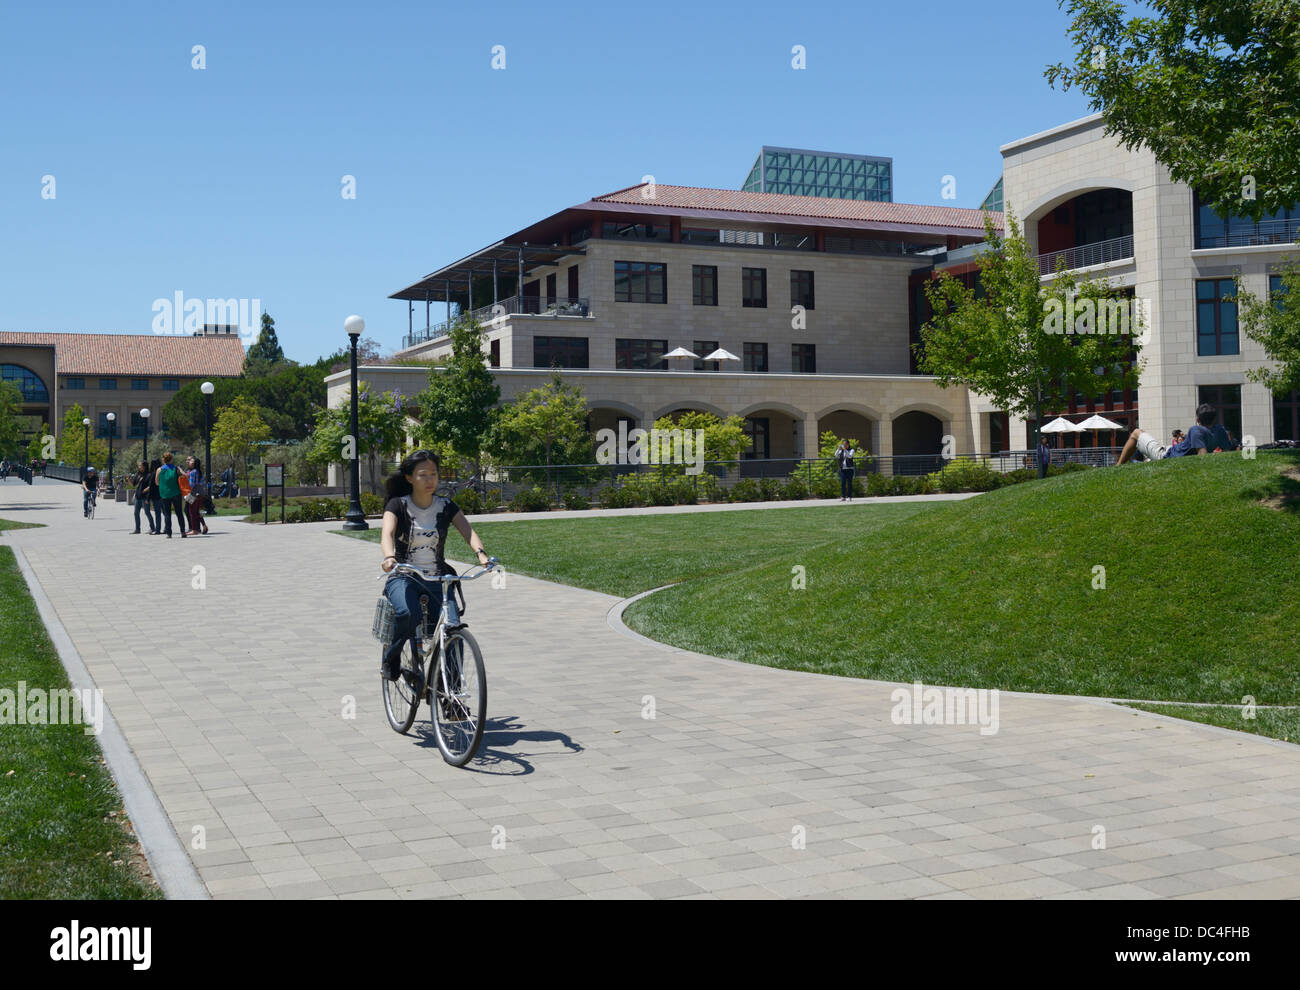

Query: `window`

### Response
(1275, 389, 1300, 442)
(614, 261, 667, 303)
(1195, 279, 1239, 356)
(694, 340, 719, 372)
(988, 412, 1009, 454)
(489, 339, 500, 368)
(567, 265, 579, 300)
(1193, 190, 1300, 249)
(131, 378, 149, 390)
(546, 273, 557, 306)
(1198, 385, 1242, 440)
(742, 417, 770, 459)
(792, 343, 816, 374)
(1, 364, 49, 402)
(162, 378, 180, 390)
(615, 339, 668, 370)
(99, 378, 117, 390)
(1271, 274, 1289, 311)
(790, 270, 815, 310)
(743, 342, 768, 372)
(742, 268, 767, 308)
(129, 412, 148, 438)
(96, 412, 118, 438)
(692, 266, 717, 306)
(65, 377, 85, 390)
(603, 222, 671, 241)
(532, 336, 589, 369)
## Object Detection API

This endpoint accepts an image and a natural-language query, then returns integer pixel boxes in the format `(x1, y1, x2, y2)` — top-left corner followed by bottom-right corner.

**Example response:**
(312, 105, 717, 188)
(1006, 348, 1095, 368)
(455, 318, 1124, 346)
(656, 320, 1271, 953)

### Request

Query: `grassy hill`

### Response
(623, 451, 1300, 704)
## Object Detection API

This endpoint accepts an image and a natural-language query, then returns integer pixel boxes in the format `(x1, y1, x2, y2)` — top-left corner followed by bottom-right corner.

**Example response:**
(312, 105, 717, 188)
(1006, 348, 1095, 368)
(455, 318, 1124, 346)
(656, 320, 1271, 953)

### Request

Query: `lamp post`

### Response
(105, 412, 116, 493)
(342, 315, 369, 530)
(82, 417, 90, 479)
(141, 408, 150, 471)
(201, 381, 214, 514)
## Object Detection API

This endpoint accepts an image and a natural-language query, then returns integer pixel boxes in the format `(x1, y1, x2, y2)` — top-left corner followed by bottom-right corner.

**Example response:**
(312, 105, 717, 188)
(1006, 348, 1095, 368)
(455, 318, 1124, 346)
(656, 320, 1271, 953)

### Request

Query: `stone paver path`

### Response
(5, 478, 1300, 899)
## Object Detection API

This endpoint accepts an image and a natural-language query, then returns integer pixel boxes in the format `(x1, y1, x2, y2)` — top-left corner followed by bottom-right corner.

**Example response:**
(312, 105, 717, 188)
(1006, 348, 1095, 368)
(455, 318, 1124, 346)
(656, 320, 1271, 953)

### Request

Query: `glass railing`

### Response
(1036, 234, 1134, 275)
(1195, 217, 1300, 250)
(401, 296, 593, 348)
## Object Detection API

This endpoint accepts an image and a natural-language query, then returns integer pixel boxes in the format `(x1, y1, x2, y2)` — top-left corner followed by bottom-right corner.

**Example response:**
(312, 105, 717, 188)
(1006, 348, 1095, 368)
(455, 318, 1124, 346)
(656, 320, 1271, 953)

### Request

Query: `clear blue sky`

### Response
(0, 0, 1094, 363)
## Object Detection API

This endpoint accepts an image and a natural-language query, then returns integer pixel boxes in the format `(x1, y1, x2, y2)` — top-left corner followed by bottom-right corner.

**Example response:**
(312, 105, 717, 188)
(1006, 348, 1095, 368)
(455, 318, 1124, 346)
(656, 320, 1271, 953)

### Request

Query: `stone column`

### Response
(877, 414, 893, 476)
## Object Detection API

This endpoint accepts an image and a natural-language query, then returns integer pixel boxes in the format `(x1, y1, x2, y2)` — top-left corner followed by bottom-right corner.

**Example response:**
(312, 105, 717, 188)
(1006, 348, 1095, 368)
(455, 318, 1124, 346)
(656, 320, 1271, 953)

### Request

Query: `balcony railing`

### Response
(1195, 217, 1300, 250)
(1036, 234, 1134, 275)
(402, 295, 592, 349)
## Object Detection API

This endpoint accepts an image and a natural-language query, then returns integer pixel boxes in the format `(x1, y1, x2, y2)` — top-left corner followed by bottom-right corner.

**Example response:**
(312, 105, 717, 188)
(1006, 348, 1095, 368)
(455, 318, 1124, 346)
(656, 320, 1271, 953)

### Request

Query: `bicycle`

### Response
(84, 489, 97, 520)
(375, 559, 498, 767)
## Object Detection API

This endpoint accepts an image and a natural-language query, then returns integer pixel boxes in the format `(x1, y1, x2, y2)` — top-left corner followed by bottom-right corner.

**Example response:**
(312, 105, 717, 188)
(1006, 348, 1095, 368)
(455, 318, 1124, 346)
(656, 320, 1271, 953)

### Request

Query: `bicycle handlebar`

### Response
(378, 558, 499, 583)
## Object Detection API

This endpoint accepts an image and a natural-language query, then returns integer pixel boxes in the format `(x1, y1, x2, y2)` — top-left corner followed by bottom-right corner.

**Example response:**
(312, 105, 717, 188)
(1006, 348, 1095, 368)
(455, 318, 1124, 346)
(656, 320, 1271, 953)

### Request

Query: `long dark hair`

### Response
(384, 450, 440, 501)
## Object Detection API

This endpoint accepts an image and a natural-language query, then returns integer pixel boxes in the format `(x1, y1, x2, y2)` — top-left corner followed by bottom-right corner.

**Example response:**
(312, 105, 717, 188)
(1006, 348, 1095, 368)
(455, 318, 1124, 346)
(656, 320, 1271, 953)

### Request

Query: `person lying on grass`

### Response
(1117, 403, 1216, 464)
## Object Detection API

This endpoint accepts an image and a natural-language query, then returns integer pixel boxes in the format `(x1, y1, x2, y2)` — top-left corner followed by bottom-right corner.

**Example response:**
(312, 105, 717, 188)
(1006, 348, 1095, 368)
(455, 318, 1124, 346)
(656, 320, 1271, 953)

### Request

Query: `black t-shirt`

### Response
(83, 471, 98, 490)
(385, 494, 462, 568)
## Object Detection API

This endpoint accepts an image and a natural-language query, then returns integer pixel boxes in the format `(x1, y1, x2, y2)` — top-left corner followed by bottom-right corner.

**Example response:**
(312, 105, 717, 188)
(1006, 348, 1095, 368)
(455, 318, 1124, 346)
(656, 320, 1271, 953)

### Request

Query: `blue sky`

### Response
(0, 0, 1095, 363)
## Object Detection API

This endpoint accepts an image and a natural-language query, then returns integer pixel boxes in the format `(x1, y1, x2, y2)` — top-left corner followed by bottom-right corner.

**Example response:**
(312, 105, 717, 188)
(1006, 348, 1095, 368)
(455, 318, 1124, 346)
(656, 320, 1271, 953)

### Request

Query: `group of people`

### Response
(124, 452, 212, 538)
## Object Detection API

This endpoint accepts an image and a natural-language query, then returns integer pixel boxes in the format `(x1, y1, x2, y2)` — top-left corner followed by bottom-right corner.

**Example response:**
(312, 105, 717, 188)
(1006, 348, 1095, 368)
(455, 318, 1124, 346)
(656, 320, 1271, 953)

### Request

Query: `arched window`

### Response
(1, 364, 50, 403)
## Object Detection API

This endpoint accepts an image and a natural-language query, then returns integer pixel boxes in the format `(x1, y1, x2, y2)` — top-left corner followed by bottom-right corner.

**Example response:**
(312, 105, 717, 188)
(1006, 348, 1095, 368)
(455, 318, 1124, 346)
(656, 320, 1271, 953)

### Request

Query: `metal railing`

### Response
(1036, 235, 1134, 275)
(1195, 217, 1300, 250)
(402, 295, 592, 349)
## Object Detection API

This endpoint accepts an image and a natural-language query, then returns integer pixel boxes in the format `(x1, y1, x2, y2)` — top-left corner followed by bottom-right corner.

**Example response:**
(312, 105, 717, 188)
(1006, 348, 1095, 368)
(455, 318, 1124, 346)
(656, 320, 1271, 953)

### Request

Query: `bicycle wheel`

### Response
(430, 629, 486, 767)
(381, 637, 422, 734)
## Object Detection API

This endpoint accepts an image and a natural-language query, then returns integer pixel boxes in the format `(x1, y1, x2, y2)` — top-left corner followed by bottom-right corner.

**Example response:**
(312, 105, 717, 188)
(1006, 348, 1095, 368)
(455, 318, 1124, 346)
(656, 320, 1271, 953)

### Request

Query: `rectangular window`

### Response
(66, 377, 84, 390)
(1271, 274, 1288, 312)
(1195, 278, 1239, 356)
(615, 339, 668, 370)
(742, 417, 770, 459)
(742, 268, 767, 308)
(743, 342, 768, 372)
(567, 265, 579, 300)
(99, 378, 117, 390)
(532, 336, 589, 369)
(792, 343, 816, 373)
(129, 412, 147, 438)
(692, 265, 718, 306)
(614, 261, 667, 303)
(162, 378, 180, 390)
(694, 340, 719, 372)
(131, 378, 149, 390)
(489, 339, 500, 368)
(1198, 384, 1243, 440)
(546, 273, 557, 306)
(790, 270, 815, 310)
(1274, 389, 1300, 442)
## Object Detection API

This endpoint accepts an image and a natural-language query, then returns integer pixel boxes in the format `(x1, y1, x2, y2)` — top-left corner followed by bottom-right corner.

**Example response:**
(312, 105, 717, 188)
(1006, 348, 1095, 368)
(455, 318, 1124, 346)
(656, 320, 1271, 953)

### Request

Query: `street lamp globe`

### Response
(200, 381, 215, 395)
(344, 315, 365, 338)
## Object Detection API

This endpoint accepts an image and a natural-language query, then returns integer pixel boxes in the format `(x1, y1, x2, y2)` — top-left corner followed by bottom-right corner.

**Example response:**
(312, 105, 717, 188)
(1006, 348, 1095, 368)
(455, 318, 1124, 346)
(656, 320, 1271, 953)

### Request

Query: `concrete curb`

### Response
(11, 545, 209, 900)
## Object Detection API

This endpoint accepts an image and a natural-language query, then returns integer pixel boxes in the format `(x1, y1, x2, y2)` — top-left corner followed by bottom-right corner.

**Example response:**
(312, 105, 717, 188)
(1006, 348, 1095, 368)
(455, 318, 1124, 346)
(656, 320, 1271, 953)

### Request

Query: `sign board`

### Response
(266, 464, 284, 486)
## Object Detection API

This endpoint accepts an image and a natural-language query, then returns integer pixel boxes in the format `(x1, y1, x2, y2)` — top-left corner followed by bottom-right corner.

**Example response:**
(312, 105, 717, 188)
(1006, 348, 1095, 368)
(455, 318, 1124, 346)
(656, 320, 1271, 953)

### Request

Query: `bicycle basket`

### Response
(371, 596, 396, 644)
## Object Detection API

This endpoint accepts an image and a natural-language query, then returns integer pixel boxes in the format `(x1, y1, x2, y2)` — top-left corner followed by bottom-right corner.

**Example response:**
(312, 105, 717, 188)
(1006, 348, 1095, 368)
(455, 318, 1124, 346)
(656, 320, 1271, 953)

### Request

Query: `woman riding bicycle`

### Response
(379, 449, 489, 680)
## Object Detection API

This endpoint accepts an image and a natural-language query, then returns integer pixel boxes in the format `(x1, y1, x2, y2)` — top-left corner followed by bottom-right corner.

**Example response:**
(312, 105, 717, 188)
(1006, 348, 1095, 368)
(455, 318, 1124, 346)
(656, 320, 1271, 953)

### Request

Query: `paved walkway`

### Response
(4, 478, 1300, 899)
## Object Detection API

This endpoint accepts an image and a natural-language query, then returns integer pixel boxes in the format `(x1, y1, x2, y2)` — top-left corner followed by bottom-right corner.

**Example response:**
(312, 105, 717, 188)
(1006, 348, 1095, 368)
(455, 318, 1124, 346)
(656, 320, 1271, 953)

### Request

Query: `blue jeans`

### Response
(382, 573, 443, 668)
(135, 494, 156, 532)
(83, 490, 96, 514)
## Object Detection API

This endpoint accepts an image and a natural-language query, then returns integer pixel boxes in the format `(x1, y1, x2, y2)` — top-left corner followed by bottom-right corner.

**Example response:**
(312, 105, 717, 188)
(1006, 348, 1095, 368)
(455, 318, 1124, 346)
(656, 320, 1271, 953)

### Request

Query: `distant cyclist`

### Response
(378, 449, 490, 680)
(82, 465, 99, 517)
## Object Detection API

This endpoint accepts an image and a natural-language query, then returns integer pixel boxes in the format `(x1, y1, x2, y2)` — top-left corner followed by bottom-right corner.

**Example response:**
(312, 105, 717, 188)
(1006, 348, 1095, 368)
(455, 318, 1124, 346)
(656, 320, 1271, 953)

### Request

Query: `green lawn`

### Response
(1121, 703, 1300, 744)
(337, 501, 937, 598)
(0, 547, 160, 898)
(0, 519, 44, 532)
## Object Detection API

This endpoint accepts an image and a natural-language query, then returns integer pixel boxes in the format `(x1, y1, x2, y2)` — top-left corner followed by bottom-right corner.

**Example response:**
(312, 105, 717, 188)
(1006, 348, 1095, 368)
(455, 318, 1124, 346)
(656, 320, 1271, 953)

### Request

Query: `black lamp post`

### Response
(82, 417, 90, 479)
(201, 381, 214, 513)
(105, 412, 116, 493)
(141, 407, 150, 472)
(342, 315, 369, 530)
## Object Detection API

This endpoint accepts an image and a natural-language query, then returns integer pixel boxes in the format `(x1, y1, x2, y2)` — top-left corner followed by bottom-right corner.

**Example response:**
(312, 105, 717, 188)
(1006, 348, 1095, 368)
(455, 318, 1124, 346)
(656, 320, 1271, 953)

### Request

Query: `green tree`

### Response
(918, 212, 1143, 475)
(305, 382, 409, 494)
(1046, 0, 1300, 219)
(164, 365, 326, 444)
(489, 371, 592, 494)
(58, 403, 109, 470)
(211, 395, 272, 486)
(1235, 257, 1300, 396)
(0, 381, 22, 459)
(642, 410, 747, 477)
(414, 317, 501, 489)
(26, 422, 52, 463)
(244, 312, 287, 377)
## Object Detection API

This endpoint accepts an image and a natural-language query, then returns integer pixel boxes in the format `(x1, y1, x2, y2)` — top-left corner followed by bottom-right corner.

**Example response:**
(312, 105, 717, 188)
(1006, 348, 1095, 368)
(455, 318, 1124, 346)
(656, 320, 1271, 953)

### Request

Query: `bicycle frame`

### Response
(381, 559, 497, 688)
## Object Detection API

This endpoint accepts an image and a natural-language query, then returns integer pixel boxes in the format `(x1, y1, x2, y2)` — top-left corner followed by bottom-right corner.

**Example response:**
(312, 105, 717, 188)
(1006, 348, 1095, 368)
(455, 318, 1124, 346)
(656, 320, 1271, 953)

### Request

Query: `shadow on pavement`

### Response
(413, 714, 582, 776)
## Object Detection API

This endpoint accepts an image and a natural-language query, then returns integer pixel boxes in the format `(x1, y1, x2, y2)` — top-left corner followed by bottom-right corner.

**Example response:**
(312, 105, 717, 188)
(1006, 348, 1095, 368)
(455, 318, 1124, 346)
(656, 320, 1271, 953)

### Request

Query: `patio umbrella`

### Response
(664, 346, 699, 370)
(1077, 413, 1125, 447)
(1039, 417, 1084, 434)
(700, 348, 739, 372)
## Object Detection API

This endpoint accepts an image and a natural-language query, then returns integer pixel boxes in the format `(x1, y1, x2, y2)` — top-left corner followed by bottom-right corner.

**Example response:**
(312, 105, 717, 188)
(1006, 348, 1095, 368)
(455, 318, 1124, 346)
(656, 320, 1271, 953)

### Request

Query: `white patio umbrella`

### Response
(701, 348, 739, 363)
(1077, 413, 1126, 448)
(664, 346, 699, 370)
(1039, 417, 1084, 434)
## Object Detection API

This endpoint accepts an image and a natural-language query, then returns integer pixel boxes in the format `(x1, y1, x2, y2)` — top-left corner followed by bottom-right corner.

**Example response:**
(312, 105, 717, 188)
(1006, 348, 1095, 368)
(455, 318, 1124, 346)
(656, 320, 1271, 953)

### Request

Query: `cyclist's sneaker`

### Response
(381, 652, 401, 681)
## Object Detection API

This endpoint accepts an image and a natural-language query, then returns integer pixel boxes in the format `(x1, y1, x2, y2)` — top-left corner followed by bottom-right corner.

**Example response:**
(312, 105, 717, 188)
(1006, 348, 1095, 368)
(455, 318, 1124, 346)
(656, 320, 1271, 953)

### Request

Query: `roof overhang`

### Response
(390, 241, 586, 301)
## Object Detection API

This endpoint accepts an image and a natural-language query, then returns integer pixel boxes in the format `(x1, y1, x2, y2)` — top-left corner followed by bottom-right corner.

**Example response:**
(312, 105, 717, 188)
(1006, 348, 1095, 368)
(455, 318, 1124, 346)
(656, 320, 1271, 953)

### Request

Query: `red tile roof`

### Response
(0, 332, 246, 377)
(590, 183, 1003, 232)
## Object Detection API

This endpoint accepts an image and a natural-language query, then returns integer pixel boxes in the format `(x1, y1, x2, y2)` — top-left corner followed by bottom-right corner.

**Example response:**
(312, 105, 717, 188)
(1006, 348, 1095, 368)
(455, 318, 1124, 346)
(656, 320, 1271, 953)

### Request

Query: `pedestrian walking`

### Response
(1038, 435, 1052, 475)
(834, 439, 857, 501)
(131, 459, 157, 534)
(184, 455, 209, 534)
(155, 451, 187, 538)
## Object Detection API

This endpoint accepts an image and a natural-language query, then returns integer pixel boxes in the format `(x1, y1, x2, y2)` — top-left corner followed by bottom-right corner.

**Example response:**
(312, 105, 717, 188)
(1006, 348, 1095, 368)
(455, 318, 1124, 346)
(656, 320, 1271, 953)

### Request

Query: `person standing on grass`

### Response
(155, 451, 187, 538)
(131, 459, 157, 534)
(184, 455, 209, 535)
(834, 439, 857, 501)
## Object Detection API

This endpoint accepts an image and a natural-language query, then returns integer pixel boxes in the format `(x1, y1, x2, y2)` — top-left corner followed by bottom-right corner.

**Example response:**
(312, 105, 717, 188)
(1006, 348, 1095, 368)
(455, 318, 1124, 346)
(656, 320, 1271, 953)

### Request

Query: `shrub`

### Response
(598, 484, 636, 509)
(666, 477, 698, 505)
(758, 478, 782, 501)
(509, 486, 551, 512)
(926, 458, 1002, 493)
(851, 476, 866, 498)
(811, 474, 839, 499)
(455, 486, 483, 515)
(360, 492, 384, 516)
(562, 489, 589, 511)
(485, 488, 503, 512)
(782, 476, 809, 501)
(1048, 462, 1092, 476)
(865, 473, 890, 497)
(729, 478, 761, 503)
(1001, 468, 1038, 486)
(328, 498, 348, 518)
(694, 473, 722, 503)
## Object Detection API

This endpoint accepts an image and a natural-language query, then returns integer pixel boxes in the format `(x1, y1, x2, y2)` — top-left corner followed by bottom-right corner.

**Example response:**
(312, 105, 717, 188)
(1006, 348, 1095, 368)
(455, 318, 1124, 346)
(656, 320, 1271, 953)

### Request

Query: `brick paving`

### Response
(4, 477, 1300, 899)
